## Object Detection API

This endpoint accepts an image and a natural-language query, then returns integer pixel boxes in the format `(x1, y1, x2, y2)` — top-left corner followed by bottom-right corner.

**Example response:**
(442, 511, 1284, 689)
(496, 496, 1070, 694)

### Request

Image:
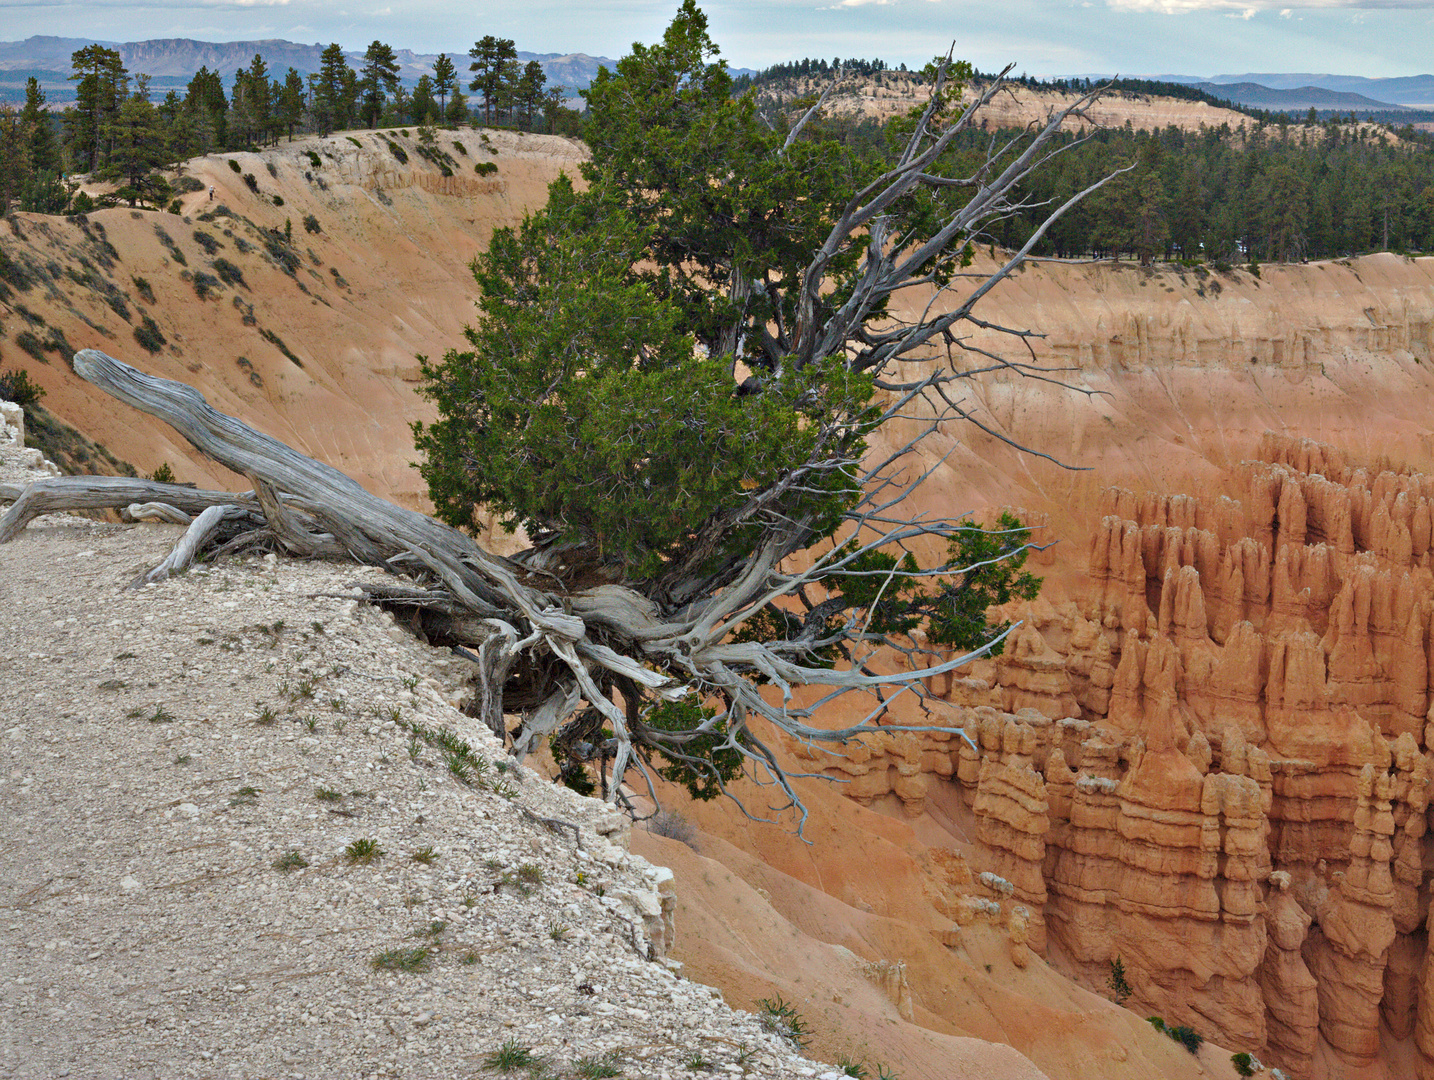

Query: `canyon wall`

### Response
(7, 130, 1434, 1080)
(827, 428, 1434, 1078)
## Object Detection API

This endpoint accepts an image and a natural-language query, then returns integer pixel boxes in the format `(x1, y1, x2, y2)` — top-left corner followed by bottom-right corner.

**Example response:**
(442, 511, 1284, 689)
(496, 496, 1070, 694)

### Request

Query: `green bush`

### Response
(192, 229, 221, 255)
(266, 161, 278, 178)
(1231, 1052, 1257, 1078)
(385, 139, 409, 164)
(150, 462, 176, 484)
(346, 136, 363, 148)
(242, 173, 259, 193)
(14, 331, 46, 362)
(190, 271, 222, 299)
(1167, 1025, 1203, 1054)
(272, 195, 284, 207)
(306, 150, 322, 168)
(69, 191, 95, 215)
(0, 368, 46, 410)
(133, 315, 166, 354)
(212, 258, 246, 289)
(474, 161, 497, 176)
(131, 276, 155, 304)
(453, 140, 467, 155)
(174, 175, 205, 194)
(228, 159, 241, 173)
(303, 213, 321, 234)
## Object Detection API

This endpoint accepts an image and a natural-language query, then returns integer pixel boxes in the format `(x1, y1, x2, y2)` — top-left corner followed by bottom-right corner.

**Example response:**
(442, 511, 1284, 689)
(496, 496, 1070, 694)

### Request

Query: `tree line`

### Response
(0, 38, 582, 214)
(962, 118, 1434, 264)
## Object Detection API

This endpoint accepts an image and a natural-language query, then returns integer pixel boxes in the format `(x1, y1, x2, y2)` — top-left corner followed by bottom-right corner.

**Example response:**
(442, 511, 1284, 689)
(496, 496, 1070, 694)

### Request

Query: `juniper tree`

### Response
(15, 2, 1117, 828)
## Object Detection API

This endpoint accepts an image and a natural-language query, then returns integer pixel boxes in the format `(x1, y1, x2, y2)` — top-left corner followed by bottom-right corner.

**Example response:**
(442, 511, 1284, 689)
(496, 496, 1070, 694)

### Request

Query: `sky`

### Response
(0, 0, 1430, 80)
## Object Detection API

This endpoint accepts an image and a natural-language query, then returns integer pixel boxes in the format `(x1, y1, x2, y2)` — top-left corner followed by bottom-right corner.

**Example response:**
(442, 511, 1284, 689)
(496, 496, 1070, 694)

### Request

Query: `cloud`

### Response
(1108, 0, 1434, 11)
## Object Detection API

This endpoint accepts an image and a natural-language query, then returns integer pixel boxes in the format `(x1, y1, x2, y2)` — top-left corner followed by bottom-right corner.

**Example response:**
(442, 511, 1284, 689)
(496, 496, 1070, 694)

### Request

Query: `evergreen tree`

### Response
(467, 36, 516, 125)
(412, 74, 438, 126)
(21, 78, 58, 176)
(313, 43, 352, 136)
(433, 54, 456, 122)
(445, 86, 469, 126)
(66, 44, 128, 171)
(360, 40, 401, 129)
(184, 66, 227, 152)
(279, 68, 306, 141)
(517, 60, 546, 131)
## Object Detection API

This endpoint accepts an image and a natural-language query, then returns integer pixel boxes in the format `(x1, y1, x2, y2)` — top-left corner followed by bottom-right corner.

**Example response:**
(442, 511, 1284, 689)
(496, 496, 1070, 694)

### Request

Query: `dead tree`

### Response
(0, 68, 1119, 828)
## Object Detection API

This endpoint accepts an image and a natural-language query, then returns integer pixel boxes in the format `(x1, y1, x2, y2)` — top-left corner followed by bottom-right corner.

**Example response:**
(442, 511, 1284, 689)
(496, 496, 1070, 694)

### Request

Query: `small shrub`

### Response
(272, 195, 284, 207)
(174, 175, 205, 194)
(131, 276, 155, 304)
(385, 139, 409, 164)
(838, 1057, 870, 1080)
(1107, 956, 1132, 1005)
(484, 1040, 536, 1072)
(133, 314, 166, 354)
(370, 946, 429, 972)
(149, 461, 176, 484)
(315, 787, 343, 802)
(346, 136, 363, 148)
(190, 271, 221, 299)
(306, 150, 322, 168)
(1231, 1053, 1257, 1078)
(411, 846, 438, 865)
(69, 190, 95, 215)
(167, 199, 182, 215)
(260, 328, 302, 367)
(242, 173, 259, 193)
(648, 810, 699, 849)
(344, 838, 383, 864)
(573, 1052, 621, 1079)
(453, 140, 467, 155)
(228, 159, 241, 173)
(474, 161, 497, 176)
(1167, 1025, 1203, 1054)
(212, 258, 246, 289)
(0, 368, 45, 410)
(273, 851, 308, 872)
(14, 331, 46, 362)
(756, 995, 811, 1049)
(303, 213, 321, 234)
(192, 229, 221, 254)
(265, 161, 278, 178)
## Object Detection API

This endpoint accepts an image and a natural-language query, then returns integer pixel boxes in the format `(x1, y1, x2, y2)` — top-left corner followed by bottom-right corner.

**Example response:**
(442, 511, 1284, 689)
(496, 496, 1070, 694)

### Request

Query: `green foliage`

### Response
(1231, 1053, 1257, 1078)
(370, 946, 429, 972)
(132, 314, 166, 354)
(1167, 1025, 1204, 1054)
(414, 179, 872, 582)
(303, 213, 321, 234)
(641, 699, 746, 801)
(1107, 956, 1132, 1005)
(228, 159, 241, 173)
(242, 173, 259, 194)
(306, 150, 322, 169)
(212, 258, 246, 289)
(474, 160, 497, 176)
(0, 368, 45, 411)
(483, 1040, 538, 1072)
(756, 995, 811, 1049)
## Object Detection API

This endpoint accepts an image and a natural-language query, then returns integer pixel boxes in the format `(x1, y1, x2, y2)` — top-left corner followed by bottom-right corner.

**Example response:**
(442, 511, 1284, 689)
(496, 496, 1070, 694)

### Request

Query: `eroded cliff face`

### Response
(815, 428, 1434, 1078)
(9, 133, 1434, 1080)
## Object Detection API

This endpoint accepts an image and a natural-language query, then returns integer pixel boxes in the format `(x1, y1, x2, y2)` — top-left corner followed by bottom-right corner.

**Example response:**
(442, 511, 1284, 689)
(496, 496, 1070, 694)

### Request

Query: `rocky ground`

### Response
(0, 401, 848, 1080)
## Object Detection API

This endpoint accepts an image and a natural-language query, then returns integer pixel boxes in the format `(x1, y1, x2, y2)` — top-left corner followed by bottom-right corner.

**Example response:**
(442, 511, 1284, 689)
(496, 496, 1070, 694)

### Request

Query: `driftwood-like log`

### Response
(131, 504, 249, 587)
(0, 475, 262, 544)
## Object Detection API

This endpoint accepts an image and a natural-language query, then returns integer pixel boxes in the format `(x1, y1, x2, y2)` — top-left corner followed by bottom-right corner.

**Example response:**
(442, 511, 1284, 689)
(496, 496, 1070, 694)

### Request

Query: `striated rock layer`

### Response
(817, 432, 1434, 1079)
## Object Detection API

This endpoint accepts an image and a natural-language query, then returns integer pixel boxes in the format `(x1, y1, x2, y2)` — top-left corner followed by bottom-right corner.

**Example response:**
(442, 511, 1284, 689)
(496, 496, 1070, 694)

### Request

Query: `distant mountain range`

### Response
(1142, 72, 1434, 111)
(0, 35, 616, 102)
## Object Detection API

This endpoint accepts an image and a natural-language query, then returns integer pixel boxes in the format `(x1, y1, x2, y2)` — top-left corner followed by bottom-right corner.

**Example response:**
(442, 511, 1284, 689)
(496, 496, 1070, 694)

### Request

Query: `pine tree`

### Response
(467, 36, 516, 125)
(360, 41, 401, 129)
(433, 54, 456, 123)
